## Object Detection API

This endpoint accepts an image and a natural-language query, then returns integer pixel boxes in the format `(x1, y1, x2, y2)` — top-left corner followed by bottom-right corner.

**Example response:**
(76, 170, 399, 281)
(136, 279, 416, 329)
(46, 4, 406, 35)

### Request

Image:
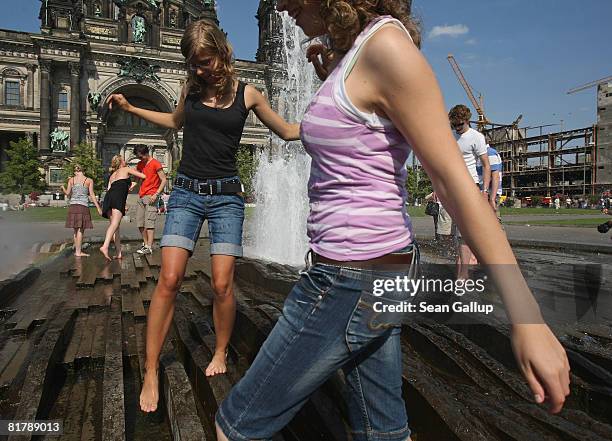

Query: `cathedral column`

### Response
(69, 62, 81, 148)
(39, 60, 52, 151)
(26, 64, 36, 109)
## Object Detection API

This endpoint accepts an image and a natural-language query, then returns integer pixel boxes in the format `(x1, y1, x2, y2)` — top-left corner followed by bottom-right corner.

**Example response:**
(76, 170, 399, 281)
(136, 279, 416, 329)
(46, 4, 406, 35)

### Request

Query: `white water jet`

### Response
(245, 12, 318, 266)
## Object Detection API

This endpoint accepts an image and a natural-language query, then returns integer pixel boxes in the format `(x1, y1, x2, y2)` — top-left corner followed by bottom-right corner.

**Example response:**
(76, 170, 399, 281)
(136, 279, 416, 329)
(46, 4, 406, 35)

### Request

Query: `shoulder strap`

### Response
(343, 16, 415, 80)
(235, 81, 247, 111)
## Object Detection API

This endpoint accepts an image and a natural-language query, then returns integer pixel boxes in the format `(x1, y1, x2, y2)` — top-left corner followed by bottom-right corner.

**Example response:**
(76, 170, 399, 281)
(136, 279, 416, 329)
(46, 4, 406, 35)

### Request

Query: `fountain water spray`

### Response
(245, 12, 318, 266)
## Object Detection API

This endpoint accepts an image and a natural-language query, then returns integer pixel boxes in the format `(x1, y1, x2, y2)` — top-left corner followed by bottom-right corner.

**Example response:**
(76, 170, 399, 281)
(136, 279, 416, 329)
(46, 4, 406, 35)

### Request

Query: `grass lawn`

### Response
(0, 206, 105, 222)
(498, 207, 599, 216)
(0, 205, 602, 223)
(505, 218, 609, 228)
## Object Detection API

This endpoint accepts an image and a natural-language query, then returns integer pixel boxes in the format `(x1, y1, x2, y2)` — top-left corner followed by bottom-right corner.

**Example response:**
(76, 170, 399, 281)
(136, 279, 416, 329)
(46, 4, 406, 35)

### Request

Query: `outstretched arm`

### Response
(365, 25, 569, 414)
(245, 85, 300, 141)
(88, 179, 102, 216)
(106, 85, 187, 130)
(128, 168, 147, 180)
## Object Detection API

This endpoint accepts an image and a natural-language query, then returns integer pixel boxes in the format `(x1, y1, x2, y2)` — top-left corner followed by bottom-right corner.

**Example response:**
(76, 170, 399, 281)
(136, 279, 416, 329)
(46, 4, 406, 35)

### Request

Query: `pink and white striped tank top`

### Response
(301, 16, 415, 261)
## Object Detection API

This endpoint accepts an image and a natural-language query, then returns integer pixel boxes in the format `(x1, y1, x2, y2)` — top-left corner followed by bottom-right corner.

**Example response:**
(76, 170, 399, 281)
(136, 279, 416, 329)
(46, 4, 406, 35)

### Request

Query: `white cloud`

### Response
(465, 38, 477, 45)
(428, 24, 469, 39)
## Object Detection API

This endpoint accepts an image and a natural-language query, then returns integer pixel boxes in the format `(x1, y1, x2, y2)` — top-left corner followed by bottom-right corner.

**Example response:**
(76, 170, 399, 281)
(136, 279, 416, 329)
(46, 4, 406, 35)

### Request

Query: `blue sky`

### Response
(2, 0, 610, 131)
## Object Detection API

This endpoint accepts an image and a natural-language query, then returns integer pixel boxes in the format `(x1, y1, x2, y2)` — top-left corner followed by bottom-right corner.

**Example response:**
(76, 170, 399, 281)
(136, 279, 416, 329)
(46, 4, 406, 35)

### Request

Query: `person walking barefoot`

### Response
(215, 2, 570, 440)
(100, 155, 145, 261)
(62, 164, 102, 257)
(106, 18, 300, 413)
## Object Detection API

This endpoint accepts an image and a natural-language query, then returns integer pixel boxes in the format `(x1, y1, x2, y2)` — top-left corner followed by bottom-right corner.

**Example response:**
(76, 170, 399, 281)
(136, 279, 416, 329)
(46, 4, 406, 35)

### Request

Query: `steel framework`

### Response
(483, 124, 600, 197)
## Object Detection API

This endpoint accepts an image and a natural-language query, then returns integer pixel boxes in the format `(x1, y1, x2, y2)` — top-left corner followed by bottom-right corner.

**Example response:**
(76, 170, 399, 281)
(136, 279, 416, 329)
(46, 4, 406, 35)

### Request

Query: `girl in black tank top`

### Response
(180, 81, 248, 179)
(106, 18, 301, 414)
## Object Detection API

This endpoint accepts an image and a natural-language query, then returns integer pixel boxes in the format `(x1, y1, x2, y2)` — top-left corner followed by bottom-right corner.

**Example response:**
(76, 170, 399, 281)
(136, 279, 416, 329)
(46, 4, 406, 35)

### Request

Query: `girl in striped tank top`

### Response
(217, 2, 570, 439)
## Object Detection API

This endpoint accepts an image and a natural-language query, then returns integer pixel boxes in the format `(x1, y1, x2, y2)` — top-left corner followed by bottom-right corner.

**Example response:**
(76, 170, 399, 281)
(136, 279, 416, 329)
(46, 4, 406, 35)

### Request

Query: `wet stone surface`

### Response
(0, 240, 609, 440)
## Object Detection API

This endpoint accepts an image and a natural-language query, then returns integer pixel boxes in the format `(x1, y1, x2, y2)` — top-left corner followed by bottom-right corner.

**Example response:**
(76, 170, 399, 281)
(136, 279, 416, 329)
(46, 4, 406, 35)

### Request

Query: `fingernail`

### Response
(534, 394, 542, 402)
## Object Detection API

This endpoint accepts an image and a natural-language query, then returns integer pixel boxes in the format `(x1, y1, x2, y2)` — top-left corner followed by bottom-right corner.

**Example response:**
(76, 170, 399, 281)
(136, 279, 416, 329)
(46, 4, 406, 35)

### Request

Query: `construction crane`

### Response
(567, 75, 612, 95)
(447, 54, 489, 129)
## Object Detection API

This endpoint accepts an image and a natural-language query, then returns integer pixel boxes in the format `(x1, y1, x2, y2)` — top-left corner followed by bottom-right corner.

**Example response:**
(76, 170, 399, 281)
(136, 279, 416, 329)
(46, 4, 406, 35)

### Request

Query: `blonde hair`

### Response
(109, 155, 123, 173)
(73, 163, 83, 173)
(181, 19, 236, 101)
(320, 0, 421, 52)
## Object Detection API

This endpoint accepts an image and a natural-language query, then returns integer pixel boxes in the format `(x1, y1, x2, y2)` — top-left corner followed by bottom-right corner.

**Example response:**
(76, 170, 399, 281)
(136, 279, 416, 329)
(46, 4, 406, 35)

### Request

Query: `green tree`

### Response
(63, 143, 105, 193)
(169, 159, 180, 183)
(236, 145, 258, 197)
(0, 138, 46, 203)
(531, 195, 542, 207)
(405, 166, 432, 204)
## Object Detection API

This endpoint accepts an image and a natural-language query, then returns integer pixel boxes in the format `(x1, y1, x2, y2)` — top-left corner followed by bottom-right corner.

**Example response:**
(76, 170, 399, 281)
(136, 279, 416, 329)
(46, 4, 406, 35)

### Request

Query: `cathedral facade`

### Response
(0, 0, 281, 188)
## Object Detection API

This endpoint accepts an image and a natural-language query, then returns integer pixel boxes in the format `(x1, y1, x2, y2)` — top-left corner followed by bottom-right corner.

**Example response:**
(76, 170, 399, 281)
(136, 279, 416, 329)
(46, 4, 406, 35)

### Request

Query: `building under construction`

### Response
(447, 54, 611, 198)
(482, 81, 611, 198)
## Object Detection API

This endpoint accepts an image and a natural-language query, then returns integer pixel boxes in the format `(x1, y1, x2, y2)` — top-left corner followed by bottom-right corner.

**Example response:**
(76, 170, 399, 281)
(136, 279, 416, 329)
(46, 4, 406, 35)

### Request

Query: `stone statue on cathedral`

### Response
(50, 129, 69, 153)
(132, 16, 146, 43)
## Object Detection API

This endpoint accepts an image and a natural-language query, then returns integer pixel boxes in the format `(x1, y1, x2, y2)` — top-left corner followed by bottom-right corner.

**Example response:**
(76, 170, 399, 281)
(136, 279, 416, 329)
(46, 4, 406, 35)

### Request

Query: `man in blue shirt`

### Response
(477, 145, 503, 215)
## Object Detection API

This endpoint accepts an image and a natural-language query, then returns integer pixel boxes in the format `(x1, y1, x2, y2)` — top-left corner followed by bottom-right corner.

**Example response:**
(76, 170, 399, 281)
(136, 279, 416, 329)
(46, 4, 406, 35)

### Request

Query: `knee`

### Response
(159, 270, 183, 294)
(211, 278, 233, 298)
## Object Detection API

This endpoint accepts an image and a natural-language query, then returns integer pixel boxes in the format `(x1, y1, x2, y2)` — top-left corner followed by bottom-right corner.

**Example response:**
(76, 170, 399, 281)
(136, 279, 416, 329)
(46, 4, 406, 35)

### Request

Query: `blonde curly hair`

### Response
(320, 0, 421, 52)
(181, 19, 236, 101)
(109, 155, 123, 173)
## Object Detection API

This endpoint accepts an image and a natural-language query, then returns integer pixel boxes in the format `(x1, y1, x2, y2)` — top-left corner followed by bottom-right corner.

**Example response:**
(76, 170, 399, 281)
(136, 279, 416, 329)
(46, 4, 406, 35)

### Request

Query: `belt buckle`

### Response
(198, 183, 213, 195)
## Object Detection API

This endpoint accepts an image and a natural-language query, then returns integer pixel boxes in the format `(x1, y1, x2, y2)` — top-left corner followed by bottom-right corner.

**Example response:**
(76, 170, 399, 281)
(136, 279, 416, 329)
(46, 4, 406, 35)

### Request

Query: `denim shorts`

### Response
(160, 174, 244, 256)
(216, 243, 419, 441)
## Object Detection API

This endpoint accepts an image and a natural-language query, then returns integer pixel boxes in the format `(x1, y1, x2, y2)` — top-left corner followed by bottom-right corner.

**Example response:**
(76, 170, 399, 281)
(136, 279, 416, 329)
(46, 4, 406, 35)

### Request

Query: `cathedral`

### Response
(0, 0, 284, 187)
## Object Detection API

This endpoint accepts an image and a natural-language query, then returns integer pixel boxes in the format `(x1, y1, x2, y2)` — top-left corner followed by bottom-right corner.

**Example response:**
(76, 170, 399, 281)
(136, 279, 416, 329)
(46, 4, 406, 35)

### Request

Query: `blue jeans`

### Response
(216, 243, 419, 441)
(160, 174, 245, 256)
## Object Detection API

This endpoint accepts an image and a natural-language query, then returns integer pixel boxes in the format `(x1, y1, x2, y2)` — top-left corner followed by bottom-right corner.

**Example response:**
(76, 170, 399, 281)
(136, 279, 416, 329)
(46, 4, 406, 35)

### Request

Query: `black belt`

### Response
(174, 176, 243, 195)
(311, 250, 414, 269)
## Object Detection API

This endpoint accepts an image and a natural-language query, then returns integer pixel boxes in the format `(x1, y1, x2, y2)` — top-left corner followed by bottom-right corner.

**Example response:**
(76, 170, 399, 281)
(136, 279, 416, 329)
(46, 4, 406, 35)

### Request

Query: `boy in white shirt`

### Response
(449, 104, 491, 279)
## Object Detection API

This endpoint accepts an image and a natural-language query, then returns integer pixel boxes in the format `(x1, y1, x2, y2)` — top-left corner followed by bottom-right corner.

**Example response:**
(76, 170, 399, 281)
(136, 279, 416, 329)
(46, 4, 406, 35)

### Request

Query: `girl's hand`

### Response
(106, 93, 132, 112)
(306, 43, 334, 81)
(511, 324, 570, 414)
(97, 206, 102, 216)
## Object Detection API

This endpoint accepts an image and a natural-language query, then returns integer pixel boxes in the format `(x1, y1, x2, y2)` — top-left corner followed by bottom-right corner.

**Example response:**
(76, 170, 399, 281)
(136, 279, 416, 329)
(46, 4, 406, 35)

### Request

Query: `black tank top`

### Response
(178, 81, 249, 179)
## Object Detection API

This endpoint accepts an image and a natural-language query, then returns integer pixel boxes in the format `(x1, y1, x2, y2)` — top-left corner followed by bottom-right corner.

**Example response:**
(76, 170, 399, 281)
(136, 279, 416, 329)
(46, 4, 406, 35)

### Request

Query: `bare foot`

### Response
(113, 254, 122, 260)
(75, 252, 90, 257)
(206, 349, 228, 376)
(99, 246, 111, 261)
(140, 368, 159, 412)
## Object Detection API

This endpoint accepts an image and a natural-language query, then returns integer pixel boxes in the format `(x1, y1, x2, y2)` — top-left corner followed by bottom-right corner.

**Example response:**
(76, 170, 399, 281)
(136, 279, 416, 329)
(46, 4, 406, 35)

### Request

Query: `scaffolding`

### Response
(483, 124, 599, 198)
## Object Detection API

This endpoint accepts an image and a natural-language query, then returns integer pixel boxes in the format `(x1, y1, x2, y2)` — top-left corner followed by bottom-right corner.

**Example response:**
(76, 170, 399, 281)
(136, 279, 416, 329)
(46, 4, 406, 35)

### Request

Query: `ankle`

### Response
(144, 362, 159, 373)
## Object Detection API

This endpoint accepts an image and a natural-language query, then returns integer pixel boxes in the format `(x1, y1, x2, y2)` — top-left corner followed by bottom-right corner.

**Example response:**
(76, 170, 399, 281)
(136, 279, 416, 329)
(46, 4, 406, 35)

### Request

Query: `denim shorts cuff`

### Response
(160, 234, 195, 252)
(351, 424, 411, 441)
(210, 242, 243, 257)
(215, 409, 252, 441)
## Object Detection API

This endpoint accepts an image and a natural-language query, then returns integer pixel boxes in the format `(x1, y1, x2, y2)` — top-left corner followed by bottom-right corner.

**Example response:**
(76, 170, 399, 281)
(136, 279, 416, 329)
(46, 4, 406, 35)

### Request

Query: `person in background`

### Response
(427, 191, 455, 256)
(424, 191, 440, 240)
(133, 145, 167, 256)
(476, 145, 503, 219)
(161, 192, 170, 214)
(100, 155, 146, 260)
(449, 104, 490, 279)
(62, 164, 103, 257)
